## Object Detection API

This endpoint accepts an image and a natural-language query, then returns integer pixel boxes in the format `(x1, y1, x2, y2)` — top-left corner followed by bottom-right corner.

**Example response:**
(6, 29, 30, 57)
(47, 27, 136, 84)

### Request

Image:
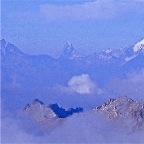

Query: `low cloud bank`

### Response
(2, 112, 144, 143)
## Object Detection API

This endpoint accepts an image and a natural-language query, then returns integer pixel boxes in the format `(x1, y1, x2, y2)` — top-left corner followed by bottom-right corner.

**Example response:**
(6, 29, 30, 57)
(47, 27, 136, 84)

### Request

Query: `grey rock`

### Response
(23, 99, 83, 129)
(23, 99, 64, 129)
(94, 96, 144, 130)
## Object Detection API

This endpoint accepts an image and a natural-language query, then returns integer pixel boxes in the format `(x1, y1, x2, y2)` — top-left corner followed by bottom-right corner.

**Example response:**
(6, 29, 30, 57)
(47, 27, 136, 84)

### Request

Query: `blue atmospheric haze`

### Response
(1, 0, 144, 143)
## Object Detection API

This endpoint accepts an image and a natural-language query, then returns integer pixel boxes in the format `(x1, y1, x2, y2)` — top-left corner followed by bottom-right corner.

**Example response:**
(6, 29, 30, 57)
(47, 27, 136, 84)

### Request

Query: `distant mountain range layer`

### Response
(1, 39, 144, 90)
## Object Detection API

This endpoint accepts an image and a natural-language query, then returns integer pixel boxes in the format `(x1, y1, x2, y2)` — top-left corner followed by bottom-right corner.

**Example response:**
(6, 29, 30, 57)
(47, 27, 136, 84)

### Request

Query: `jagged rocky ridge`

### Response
(24, 97, 144, 131)
(1, 38, 144, 90)
(24, 99, 83, 127)
(94, 96, 144, 130)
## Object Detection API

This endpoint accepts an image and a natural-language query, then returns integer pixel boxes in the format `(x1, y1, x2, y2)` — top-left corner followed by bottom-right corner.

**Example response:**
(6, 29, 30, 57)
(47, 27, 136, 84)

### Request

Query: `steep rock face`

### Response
(94, 96, 144, 130)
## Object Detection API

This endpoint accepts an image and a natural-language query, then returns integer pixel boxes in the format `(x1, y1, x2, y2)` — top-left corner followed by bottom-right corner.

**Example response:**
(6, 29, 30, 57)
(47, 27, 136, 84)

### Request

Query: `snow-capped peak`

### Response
(133, 39, 144, 52)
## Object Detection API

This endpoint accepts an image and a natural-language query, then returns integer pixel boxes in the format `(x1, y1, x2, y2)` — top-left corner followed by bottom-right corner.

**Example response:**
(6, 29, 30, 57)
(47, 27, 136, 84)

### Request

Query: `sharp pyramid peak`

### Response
(64, 41, 75, 53)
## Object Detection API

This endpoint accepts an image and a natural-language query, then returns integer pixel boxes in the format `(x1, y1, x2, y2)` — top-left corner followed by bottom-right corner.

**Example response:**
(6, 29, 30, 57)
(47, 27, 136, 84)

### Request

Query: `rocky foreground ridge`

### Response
(23, 99, 83, 128)
(94, 96, 144, 130)
(23, 96, 144, 131)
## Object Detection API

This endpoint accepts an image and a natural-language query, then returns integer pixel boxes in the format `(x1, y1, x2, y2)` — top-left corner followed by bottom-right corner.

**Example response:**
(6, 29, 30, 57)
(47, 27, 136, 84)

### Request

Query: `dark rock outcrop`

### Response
(49, 103, 83, 118)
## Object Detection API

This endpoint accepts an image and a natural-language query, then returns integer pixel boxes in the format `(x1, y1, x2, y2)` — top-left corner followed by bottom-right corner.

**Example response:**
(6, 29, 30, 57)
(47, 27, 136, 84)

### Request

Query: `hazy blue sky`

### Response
(2, 0, 144, 57)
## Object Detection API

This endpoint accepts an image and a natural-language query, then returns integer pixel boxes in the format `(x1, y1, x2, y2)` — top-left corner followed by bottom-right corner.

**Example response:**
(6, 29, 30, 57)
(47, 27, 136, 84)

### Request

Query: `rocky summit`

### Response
(23, 99, 83, 128)
(23, 99, 59, 128)
(23, 96, 144, 131)
(94, 96, 144, 130)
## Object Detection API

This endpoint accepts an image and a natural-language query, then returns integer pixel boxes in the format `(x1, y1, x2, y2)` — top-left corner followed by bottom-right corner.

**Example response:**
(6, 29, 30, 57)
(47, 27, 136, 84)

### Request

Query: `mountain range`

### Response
(1, 38, 144, 109)
(1, 39, 144, 142)
(1, 38, 144, 90)
(23, 96, 144, 132)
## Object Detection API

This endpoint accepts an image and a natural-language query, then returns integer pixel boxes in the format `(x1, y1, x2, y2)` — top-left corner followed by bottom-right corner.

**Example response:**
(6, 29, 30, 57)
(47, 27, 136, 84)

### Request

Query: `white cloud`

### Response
(68, 74, 101, 94)
(40, 0, 144, 21)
